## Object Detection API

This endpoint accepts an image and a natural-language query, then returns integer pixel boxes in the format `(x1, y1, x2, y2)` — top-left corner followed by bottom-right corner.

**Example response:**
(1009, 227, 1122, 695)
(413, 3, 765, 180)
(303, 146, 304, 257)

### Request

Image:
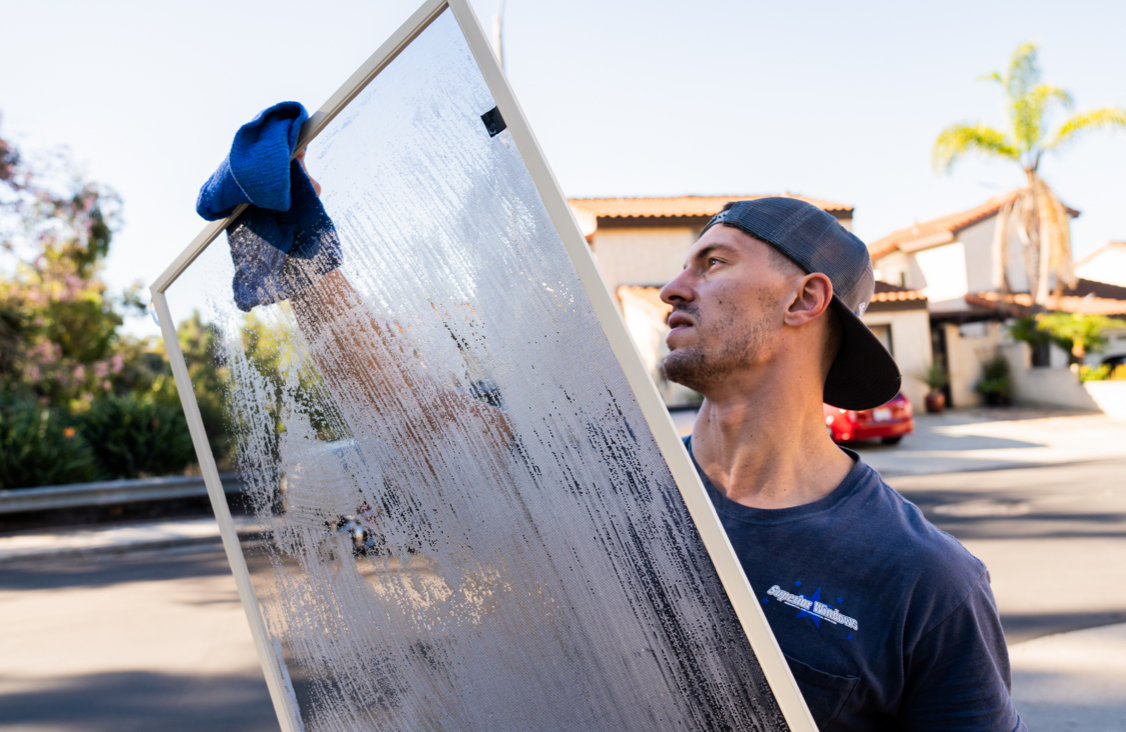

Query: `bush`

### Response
(974, 354, 1011, 404)
(1081, 364, 1126, 382)
(0, 398, 98, 489)
(75, 394, 197, 480)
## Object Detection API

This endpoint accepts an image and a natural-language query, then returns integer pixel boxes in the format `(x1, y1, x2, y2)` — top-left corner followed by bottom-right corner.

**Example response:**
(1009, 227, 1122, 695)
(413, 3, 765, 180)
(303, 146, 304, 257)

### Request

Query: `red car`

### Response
(824, 393, 913, 445)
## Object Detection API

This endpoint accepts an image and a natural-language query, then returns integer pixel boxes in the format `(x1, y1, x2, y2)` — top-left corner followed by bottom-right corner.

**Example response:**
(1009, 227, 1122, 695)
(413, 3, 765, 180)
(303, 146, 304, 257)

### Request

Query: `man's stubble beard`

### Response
(661, 302, 772, 395)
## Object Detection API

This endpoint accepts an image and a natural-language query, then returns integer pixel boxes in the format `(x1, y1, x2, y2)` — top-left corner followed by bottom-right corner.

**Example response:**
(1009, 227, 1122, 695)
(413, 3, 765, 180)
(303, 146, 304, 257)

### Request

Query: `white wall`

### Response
(1085, 381, 1126, 422)
(873, 250, 911, 289)
(1001, 343, 1101, 411)
(861, 308, 932, 407)
(1075, 245, 1126, 287)
(944, 321, 1004, 407)
(955, 215, 1031, 294)
(872, 212, 1032, 297)
(915, 243, 969, 303)
(591, 227, 698, 295)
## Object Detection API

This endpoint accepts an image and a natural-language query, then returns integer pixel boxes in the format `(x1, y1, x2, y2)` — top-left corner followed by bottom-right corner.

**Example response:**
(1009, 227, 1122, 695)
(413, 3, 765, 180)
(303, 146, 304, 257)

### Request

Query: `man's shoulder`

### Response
(847, 461, 986, 607)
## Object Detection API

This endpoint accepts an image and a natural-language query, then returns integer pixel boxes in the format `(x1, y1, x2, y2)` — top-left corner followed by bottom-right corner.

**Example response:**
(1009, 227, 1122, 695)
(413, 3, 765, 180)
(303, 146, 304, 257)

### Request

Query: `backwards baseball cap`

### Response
(701, 197, 901, 410)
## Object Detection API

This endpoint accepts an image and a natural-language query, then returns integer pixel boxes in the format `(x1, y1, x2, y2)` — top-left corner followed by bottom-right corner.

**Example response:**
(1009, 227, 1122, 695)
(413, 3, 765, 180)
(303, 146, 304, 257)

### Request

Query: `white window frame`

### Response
(149, 2, 816, 729)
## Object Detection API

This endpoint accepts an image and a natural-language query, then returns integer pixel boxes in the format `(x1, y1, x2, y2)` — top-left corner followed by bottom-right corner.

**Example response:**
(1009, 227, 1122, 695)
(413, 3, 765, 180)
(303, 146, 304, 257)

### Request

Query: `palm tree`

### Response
(934, 43, 1126, 306)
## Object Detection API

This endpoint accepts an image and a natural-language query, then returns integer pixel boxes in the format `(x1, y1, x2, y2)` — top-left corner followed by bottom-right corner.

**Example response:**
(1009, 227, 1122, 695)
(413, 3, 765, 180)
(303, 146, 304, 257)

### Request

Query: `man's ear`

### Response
(782, 272, 834, 328)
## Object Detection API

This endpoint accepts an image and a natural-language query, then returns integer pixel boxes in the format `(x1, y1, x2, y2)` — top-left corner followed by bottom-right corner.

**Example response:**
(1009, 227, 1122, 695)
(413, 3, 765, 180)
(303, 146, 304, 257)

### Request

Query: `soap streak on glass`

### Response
(164, 10, 787, 731)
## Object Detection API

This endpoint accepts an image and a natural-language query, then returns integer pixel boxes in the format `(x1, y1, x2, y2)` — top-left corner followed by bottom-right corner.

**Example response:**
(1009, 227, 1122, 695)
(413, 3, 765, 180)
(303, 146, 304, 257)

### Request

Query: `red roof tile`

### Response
(966, 290, 1126, 317)
(569, 194, 853, 220)
(868, 190, 1081, 260)
(871, 291, 928, 303)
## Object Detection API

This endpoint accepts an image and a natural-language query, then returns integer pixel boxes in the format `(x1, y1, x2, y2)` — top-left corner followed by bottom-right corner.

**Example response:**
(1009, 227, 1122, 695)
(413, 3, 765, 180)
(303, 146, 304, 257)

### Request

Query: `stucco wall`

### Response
(1001, 343, 1101, 411)
(944, 321, 1004, 407)
(861, 309, 932, 407)
(954, 216, 1031, 294)
(591, 227, 698, 295)
(873, 250, 910, 289)
(915, 242, 969, 303)
(1084, 381, 1126, 422)
(873, 213, 1032, 297)
(1075, 245, 1126, 287)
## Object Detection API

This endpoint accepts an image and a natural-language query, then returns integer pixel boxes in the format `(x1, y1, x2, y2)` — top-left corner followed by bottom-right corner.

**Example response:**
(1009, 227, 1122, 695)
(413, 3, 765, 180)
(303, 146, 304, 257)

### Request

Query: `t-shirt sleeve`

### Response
(899, 571, 1027, 732)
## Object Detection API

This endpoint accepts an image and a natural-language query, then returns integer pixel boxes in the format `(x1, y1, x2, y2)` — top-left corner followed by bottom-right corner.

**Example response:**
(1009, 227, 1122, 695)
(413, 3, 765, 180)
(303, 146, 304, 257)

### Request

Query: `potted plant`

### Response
(919, 361, 949, 413)
(974, 354, 1011, 407)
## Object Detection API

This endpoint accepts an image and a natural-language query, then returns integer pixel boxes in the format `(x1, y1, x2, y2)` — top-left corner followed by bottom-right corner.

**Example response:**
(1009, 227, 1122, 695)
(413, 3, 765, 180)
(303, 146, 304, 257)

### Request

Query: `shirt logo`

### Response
(767, 584, 859, 631)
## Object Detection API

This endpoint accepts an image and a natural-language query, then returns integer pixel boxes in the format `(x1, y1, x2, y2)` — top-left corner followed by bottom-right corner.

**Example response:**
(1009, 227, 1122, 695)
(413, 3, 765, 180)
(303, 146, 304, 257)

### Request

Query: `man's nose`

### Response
(659, 270, 693, 306)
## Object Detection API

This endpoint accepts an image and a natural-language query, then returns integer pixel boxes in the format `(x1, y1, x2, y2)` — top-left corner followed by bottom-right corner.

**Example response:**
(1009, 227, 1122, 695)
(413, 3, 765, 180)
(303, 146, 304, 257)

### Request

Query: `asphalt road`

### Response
(2, 422, 1123, 729)
(0, 548, 279, 732)
(885, 457, 1126, 643)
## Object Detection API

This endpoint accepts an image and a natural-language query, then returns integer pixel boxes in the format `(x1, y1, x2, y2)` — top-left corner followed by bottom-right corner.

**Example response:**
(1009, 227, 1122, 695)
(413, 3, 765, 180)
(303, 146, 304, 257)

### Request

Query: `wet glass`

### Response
(163, 9, 788, 731)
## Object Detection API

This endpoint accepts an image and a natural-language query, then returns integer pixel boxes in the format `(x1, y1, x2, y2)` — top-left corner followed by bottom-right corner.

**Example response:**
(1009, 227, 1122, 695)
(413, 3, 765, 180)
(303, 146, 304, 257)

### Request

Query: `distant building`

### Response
(1075, 241, 1126, 288)
(868, 192, 1126, 409)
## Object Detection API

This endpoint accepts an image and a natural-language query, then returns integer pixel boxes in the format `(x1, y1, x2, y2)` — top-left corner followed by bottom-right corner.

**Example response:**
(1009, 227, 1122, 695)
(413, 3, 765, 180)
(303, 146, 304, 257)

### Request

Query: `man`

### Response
(660, 198, 1025, 731)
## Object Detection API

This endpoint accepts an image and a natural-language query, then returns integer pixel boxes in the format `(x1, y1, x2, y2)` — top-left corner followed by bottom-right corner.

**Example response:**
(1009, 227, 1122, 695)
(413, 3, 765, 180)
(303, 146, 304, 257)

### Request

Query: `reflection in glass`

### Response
(165, 9, 787, 731)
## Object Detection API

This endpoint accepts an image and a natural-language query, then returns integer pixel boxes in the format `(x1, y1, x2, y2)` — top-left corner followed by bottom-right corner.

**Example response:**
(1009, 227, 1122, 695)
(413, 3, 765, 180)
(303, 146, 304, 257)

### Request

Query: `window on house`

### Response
(1031, 341, 1052, 367)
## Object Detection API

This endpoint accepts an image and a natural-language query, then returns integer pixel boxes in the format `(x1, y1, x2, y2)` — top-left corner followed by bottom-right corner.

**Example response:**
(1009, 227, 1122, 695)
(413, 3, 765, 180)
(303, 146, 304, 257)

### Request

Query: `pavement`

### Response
(0, 546, 278, 732)
(0, 517, 223, 563)
(1, 407, 1123, 730)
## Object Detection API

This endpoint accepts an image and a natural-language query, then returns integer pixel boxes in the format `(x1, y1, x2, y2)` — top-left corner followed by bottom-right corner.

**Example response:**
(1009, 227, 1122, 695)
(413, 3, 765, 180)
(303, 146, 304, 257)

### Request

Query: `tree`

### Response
(0, 116, 141, 406)
(933, 44, 1126, 306)
(1036, 312, 1126, 360)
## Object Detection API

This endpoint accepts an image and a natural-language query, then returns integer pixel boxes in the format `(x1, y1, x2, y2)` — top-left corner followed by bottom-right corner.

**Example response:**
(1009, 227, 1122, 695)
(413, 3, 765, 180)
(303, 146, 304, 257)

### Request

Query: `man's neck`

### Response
(689, 370, 854, 510)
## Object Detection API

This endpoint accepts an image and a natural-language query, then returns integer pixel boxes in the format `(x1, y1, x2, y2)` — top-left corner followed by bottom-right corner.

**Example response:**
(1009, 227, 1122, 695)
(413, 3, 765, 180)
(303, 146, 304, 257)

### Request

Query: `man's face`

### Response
(658, 225, 791, 394)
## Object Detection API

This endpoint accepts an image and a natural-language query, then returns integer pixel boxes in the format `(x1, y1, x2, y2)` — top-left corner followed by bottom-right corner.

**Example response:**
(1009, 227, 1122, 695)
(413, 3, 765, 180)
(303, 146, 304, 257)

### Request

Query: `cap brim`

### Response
(823, 297, 902, 410)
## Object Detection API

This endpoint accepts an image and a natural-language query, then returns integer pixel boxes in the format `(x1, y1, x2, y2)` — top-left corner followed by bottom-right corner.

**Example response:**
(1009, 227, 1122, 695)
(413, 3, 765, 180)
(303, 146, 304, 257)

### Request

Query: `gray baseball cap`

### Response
(701, 197, 901, 410)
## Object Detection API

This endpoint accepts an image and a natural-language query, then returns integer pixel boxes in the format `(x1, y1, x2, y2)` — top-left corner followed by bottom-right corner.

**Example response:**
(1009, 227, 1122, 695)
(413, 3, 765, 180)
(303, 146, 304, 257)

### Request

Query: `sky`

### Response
(3, 0, 1124, 337)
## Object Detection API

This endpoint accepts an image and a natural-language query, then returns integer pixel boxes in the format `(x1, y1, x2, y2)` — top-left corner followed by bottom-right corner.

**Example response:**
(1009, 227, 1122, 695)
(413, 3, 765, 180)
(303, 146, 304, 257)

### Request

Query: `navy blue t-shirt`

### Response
(685, 437, 1025, 731)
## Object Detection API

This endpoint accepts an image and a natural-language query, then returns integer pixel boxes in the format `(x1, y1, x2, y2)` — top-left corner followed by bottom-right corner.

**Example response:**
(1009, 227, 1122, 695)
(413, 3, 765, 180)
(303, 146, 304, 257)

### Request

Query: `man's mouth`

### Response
(667, 312, 694, 330)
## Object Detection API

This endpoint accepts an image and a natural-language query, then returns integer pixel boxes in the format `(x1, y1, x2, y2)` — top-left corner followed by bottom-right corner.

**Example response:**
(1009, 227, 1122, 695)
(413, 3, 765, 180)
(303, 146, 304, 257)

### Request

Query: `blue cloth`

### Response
(197, 101, 309, 220)
(684, 437, 1025, 732)
(197, 102, 341, 311)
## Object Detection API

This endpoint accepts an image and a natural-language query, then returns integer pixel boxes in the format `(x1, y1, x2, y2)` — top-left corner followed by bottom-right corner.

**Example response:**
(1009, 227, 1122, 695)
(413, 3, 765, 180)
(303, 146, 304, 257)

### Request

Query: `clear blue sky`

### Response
(3, 0, 1124, 336)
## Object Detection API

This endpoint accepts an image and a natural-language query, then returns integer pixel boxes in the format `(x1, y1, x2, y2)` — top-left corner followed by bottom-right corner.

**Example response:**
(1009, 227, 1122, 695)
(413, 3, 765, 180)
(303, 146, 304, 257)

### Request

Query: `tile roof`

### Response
(964, 278, 1126, 317)
(868, 189, 1081, 260)
(1074, 241, 1126, 269)
(871, 281, 928, 303)
(569, 194, 853, 219)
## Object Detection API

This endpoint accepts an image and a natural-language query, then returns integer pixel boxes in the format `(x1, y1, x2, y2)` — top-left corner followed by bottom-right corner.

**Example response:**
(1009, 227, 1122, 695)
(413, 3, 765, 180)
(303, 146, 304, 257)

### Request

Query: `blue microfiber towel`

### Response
(197, 101, 309, 219)
(196, 102, 342, 312)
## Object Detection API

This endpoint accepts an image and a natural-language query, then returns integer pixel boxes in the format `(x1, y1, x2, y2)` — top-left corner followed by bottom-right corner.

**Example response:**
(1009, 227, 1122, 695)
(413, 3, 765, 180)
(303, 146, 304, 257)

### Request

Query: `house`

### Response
(568, 195, 932, 407)
(868, 192, 1126, 409)
(1075, 241, 1126, 288)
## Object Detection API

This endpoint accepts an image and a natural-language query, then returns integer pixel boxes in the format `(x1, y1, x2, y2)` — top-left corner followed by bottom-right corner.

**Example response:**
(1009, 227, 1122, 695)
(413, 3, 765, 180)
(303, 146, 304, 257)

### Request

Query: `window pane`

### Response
(163, 10, 787, 731)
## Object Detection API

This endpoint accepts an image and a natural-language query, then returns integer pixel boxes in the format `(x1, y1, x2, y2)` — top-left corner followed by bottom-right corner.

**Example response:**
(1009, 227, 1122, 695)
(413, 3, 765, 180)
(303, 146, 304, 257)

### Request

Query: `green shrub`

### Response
(75, 394, 196, 480)
(974, 354, 1012, 403)
(1081, 363, 1126, 382)
(0, 398, 98, 489)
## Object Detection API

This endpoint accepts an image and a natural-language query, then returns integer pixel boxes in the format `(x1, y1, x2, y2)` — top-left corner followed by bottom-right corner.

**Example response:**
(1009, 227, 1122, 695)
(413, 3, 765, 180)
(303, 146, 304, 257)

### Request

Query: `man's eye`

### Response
(708, 257, 722, 267)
